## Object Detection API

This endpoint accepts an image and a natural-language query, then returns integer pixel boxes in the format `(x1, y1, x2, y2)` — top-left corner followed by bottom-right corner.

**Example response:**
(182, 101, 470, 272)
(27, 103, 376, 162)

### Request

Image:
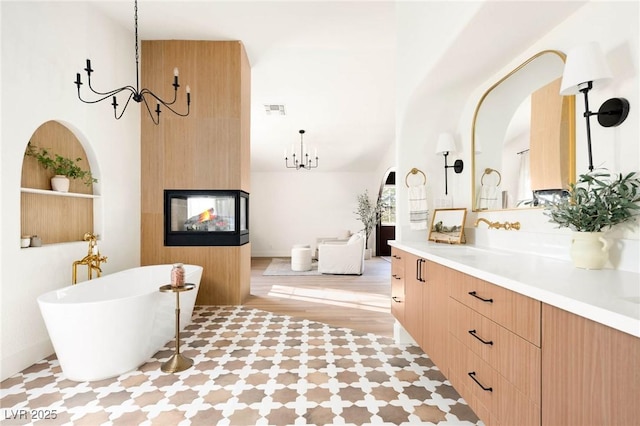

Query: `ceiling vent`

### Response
(264, 104, 286, 116)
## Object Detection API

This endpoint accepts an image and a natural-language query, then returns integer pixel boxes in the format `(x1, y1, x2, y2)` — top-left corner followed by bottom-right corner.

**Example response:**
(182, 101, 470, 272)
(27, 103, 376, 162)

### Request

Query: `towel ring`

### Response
(481, 168, 502, 186)
(405, 168, 427, 187)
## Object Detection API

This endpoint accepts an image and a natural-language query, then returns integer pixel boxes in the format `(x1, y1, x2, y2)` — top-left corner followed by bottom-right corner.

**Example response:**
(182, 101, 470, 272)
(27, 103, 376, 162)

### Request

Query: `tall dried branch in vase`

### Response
(355, 190, 385, 250)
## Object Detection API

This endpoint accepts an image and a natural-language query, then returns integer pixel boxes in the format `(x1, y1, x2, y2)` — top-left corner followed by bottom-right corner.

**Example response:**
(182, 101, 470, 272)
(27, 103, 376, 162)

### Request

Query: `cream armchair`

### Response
(317, 232, 365, 275)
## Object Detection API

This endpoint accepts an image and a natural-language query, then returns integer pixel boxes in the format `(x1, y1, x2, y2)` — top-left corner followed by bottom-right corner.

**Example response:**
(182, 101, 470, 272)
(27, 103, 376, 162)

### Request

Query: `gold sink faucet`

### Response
(474, 218, 520, 231)
(72, 232, 108, 284)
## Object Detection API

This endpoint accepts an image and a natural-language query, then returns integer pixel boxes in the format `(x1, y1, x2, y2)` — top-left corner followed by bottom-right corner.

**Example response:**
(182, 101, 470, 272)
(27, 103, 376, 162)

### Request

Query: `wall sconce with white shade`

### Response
(559, 42, 630, 171)
(435, 133, 464, 195)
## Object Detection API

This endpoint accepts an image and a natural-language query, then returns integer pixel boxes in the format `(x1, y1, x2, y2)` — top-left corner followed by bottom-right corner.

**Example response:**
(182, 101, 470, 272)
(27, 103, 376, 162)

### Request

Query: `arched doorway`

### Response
(376, 168, 396, 257)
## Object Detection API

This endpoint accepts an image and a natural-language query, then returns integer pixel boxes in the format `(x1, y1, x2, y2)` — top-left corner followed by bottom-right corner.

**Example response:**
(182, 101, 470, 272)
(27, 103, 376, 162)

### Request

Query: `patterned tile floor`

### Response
(1, 306, 483, 425)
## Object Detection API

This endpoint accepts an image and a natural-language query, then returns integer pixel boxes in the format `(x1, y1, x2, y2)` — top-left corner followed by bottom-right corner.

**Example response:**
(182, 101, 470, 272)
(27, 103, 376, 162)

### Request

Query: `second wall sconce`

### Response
(435, 133, 463, 195)
(560, 41, 630, 171)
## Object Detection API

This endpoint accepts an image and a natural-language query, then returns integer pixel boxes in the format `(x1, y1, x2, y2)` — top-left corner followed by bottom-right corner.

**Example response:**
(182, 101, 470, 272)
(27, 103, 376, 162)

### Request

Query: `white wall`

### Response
(1, 3, 141, 380)
(250, 171, 380, 257)
(396, 1, 639, 272)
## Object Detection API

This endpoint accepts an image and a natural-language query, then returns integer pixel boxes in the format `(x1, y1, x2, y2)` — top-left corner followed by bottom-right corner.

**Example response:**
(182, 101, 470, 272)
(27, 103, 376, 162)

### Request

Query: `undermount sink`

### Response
(428, 245, 512, 257)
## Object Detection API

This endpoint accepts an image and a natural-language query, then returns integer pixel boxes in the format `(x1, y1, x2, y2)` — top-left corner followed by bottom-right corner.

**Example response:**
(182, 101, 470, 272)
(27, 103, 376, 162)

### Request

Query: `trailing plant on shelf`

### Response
(354, 190, 385, 250)
(25, 142, 97, 186)
(544, 169, 640, 232)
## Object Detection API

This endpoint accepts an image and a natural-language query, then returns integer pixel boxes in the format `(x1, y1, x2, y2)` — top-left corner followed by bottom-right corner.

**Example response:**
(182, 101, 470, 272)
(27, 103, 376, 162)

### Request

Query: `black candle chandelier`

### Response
(285, 130, 319, 170)
(74, 0, 191, 125)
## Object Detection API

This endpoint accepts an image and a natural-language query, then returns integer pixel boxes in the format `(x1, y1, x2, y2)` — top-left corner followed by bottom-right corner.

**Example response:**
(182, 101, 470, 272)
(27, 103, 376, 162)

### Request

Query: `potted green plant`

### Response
(354, 190, 385, 259)
(25, 142, 97, 192)
(544, 169, 640, 269)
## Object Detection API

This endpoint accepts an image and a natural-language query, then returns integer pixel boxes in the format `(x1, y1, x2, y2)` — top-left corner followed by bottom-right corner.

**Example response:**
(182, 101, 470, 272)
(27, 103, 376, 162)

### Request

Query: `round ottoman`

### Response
(291, 246, 312, 271)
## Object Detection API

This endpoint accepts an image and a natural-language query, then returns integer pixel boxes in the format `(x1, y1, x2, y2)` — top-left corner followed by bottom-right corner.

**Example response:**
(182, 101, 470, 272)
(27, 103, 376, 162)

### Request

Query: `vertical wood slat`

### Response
(401, 252, 424, 344)
(21, 193, 93, 244)
(422, 261, 451, 376)
(542, 304, 640, 426)
(140, 41, 251, 305)
(530, 78, 573, 191)
(240, 44, 251, 192)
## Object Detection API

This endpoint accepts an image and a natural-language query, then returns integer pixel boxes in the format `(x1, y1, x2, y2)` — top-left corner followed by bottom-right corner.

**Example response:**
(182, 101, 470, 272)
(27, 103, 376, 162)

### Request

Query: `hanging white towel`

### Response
(408, 185, 429, 230)
(476, 185, 499, 210)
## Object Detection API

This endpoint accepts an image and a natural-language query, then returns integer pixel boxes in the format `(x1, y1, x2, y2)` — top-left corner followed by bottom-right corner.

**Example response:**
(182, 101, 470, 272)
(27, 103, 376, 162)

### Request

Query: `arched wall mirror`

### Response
(472, 50, 576, 211)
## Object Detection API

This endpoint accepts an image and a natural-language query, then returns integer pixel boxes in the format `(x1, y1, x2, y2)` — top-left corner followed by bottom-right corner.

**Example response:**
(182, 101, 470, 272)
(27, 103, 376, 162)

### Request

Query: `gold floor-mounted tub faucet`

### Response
(474, 218, 521, 231)
(72, 232, 108, 284)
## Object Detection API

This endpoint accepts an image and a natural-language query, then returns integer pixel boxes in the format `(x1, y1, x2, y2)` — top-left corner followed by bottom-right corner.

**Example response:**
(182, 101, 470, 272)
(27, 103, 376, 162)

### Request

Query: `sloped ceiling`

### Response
(91, 0, 586, 173)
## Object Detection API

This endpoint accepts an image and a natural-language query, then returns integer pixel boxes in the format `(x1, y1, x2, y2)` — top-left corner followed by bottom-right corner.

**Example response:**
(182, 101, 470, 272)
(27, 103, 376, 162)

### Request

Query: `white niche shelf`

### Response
(21, 187, 100, 199)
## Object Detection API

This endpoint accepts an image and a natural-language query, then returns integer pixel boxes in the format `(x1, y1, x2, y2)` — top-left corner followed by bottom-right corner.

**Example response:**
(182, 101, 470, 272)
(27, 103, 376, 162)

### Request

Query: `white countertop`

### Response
(389, 241, 640, 338)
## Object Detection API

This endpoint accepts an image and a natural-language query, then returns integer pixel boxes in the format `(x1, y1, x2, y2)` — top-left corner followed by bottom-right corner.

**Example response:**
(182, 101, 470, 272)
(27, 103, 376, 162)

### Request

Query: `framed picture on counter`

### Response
(428, 208, 467, 244)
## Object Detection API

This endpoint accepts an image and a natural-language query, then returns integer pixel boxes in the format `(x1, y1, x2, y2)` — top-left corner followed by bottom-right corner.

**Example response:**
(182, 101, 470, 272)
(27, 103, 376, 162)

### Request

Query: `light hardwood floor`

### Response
(244, 257, 395, 337)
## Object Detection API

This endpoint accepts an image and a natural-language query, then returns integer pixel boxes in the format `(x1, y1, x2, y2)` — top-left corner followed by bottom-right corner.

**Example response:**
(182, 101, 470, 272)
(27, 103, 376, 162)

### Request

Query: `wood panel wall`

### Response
(21, 121, 94, 244)
(530, 78, 575, 191)
(140, 41, 251, 305)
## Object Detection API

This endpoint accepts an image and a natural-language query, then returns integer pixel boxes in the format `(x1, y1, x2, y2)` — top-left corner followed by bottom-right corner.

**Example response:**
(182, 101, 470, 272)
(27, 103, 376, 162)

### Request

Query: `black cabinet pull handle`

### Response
(392, 296, 401, 303)
(468, 372, 492, 392)
(468, 291, 493, 303)
(416, 258, 426, 282)
(468, 329, 493, 345)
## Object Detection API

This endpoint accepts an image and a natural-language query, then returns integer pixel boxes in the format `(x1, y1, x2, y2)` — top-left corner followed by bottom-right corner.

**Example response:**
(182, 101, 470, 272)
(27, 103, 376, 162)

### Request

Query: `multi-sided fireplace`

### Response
(164, 189, 249, 246)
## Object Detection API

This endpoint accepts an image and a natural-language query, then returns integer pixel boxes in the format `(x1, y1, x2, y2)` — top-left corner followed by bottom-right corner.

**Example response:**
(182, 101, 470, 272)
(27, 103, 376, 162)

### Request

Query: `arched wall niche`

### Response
(20, 120, 99, 245)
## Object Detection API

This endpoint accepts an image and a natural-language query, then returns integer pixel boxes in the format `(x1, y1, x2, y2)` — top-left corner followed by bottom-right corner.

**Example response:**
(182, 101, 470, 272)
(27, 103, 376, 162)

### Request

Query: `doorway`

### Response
(376, 168, 396, 257)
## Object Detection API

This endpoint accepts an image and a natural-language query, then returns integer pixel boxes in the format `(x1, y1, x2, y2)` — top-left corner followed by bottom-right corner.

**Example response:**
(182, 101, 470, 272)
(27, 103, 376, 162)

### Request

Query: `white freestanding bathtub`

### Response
(37, 264, 203, 382)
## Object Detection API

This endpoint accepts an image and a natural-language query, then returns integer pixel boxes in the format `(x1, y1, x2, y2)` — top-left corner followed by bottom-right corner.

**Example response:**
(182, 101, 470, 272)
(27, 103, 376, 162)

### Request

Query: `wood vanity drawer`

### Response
(450, 272, 541, 346)
(390, 248, 405, 322)
(449, 298, 541, 404)
(449, 335, 541, 426)
(391, 248, 405, 276)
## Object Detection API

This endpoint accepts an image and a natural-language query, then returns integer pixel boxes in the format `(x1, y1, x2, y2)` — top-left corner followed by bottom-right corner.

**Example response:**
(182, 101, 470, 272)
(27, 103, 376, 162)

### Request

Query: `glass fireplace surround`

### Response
(164, 190, 249, 246)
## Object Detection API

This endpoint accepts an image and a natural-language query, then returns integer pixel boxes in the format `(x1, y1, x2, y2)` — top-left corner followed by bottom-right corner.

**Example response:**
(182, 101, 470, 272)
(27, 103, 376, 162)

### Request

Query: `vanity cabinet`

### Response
(389, 248, 540, 426)
(390, 245, 639, 426)
(448, 273, 541, 426)
(421, 261, 450, 375)
(541, 304, 640, 426)
(402, 252, 425, 344)
(449, 272, 541, 346)
(390, 248, 405, 323)
(392, 250, 450, 375)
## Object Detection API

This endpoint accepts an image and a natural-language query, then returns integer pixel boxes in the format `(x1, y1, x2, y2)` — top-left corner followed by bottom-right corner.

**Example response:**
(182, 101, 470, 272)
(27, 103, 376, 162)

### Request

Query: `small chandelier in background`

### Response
(73, 0, 191, 125)
(285, 130, 318, 170)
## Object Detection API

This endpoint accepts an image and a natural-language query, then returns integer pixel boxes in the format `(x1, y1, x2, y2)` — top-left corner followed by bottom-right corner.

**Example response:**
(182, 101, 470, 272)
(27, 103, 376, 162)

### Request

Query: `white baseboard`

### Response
(393, 320, 417, 346)
(1, 339, 54, 381)
(251, 250, 291, 258)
